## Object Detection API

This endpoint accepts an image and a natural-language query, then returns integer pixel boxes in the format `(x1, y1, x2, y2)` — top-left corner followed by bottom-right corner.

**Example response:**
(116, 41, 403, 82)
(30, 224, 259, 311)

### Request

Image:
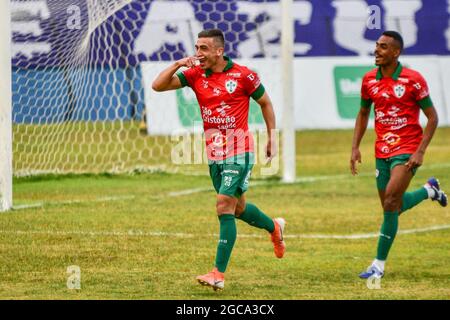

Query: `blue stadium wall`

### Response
(11, 0, 450, 123)
(12, 67, 145, 123)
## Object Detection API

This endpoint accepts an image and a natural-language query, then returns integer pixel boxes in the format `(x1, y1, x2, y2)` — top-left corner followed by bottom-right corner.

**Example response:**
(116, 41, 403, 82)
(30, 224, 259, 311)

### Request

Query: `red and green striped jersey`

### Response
(177, 56, 265, 161)
(360, 63, 433, 158)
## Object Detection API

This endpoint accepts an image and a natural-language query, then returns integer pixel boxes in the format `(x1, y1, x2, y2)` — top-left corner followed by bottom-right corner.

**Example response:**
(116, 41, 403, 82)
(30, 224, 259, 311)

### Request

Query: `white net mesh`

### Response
(12, 0, 280, 176)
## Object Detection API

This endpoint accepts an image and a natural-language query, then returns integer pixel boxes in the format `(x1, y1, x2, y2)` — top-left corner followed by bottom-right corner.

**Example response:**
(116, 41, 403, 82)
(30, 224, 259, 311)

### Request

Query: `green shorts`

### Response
(208, 153, 255, 198)
(376, 154, 417, 190)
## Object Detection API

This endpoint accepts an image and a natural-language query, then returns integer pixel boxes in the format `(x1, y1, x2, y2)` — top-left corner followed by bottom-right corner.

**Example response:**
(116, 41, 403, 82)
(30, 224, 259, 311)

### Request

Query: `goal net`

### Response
(11, 0, 292, 178)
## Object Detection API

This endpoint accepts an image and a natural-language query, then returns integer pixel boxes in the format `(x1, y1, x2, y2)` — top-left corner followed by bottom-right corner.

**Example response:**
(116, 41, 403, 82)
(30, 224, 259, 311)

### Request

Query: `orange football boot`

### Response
(270, 218, 286, 258)
(196, 267, 225, 291)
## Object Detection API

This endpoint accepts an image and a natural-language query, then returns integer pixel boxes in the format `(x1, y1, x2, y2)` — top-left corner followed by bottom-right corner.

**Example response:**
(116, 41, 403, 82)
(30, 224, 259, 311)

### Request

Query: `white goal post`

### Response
(0, 0, 12, 212)
(281, 0, 296, 183)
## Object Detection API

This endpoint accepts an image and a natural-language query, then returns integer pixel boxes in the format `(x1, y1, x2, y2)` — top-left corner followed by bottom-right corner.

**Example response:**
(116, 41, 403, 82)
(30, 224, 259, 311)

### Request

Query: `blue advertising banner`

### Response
(11, 0, 450, 123)
(11, 0, 450, 68)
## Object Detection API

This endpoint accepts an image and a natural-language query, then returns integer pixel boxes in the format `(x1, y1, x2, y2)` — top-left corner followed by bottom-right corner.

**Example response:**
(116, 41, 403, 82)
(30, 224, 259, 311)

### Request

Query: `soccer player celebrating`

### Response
(350, 31, 447, 279)
(152, 29, 285, 291)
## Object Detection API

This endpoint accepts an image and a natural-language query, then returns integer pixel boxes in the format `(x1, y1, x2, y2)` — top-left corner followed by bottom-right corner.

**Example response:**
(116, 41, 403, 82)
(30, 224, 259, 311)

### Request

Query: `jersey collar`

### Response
(376, 62, 403, 81)
(205, 56, 233, 77)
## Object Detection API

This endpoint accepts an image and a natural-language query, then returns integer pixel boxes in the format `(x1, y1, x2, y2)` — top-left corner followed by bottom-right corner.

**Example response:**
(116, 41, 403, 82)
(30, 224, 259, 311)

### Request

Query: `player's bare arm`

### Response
(350, 106, 371, 175)
(405, 106, 439, 171)
(257, 92, 277, 162)
(151, 56, 198, 92)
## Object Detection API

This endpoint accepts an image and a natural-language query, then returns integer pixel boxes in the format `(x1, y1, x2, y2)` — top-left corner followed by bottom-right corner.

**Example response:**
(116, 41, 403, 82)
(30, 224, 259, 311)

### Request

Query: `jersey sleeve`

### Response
(360, 74, 372, 108)
(243, 68, 265, 100)
(412, 72, 433, 109)
(176, 67, 198, 88)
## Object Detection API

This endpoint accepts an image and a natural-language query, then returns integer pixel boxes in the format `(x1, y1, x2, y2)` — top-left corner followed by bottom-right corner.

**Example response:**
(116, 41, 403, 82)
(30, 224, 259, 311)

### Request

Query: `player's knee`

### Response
(235, 202, 246, 216)
(383, 193, 402, 212)
(216, 198, 235, 215)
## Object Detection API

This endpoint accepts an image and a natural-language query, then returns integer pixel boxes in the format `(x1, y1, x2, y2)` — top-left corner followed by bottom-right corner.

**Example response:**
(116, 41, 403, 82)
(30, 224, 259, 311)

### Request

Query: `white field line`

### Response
(12, 195, 136, 210)
(169, 161, 450, 196)
(0, 224, 449, 240)
(164, 174, 363, 197)
(12, 203, 45, 210)
(11, 161, 450, 207)
(167, 187, 212, 197)
(283, 224, 450, 239)
(167, 181, 268, 197)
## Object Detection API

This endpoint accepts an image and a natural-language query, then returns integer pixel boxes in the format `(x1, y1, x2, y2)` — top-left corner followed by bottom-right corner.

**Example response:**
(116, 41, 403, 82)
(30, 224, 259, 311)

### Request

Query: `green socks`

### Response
(215, 214, 237, 273)
(236, 203, 275, 233)
(375, 187, 428, 262)
(214, 204, 274, 273)
(401, 187, 428, 213)
(376, 211, 399, 261)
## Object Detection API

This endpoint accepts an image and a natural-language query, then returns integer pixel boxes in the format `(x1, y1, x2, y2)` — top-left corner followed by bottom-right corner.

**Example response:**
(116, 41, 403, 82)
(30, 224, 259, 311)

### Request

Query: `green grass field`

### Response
(1, 128, 450, 299)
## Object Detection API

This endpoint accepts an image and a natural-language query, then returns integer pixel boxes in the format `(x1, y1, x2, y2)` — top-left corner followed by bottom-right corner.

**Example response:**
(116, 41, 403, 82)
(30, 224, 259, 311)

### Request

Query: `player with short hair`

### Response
(350, 31, 447, 279)
(152, 28, 285, 291)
